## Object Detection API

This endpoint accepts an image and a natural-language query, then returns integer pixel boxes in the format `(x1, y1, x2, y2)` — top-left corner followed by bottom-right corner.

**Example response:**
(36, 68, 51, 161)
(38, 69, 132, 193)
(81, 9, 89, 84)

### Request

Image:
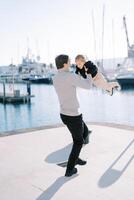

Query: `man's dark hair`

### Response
(55, 54, 69, 69)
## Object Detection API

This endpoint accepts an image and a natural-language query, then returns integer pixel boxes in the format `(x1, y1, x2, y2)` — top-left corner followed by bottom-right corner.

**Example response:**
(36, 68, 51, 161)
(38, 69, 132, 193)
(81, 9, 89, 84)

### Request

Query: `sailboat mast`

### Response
(92, 10, 97, 61)
(112, 19, 116, 68)
(101, 4, 105, 73)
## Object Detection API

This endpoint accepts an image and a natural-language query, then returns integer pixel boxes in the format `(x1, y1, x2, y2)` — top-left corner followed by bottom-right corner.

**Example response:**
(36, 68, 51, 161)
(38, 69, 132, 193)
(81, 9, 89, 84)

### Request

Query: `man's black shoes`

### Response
(65, 168, 78, 177)
(76, 158, 87, 166)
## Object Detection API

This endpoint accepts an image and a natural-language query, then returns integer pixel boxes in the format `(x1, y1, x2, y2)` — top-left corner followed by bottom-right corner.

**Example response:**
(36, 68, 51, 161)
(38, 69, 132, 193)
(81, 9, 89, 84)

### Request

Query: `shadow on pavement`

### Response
(98, 138, 134, 188)
(36, 174, 78, 200)
(45, 143, 72, 164)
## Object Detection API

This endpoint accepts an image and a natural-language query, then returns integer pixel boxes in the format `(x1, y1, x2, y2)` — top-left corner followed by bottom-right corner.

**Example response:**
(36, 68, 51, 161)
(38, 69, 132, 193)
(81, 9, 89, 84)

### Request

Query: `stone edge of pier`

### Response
(0, 122, 134, 137)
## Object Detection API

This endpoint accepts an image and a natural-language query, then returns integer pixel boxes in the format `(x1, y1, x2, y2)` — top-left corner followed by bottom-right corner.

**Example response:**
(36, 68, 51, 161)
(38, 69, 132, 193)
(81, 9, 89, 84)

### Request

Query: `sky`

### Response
(0, 0, 134, 65)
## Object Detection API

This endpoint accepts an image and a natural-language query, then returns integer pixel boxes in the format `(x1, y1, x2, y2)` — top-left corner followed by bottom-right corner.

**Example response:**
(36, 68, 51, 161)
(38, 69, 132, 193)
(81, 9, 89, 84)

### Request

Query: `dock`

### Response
(0, 92, 34, 103)
(0, 81, 34, 103)
(0, 93, 35, 103)
(0, 123, 133, 200)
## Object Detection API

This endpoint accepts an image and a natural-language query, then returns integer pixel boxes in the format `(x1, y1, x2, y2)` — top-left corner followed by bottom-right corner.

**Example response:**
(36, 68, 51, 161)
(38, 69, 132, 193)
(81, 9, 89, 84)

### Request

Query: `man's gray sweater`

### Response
(53, 69, 92, 116)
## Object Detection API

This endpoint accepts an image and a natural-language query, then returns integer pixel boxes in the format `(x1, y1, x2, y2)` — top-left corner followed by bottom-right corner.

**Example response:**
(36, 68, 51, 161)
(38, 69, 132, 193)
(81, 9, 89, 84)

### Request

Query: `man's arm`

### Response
(71, 73, 92, 89)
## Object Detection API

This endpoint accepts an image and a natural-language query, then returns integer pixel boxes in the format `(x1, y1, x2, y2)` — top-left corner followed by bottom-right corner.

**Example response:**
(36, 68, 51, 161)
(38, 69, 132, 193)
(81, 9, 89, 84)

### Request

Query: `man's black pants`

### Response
(60, 113, 89, 172)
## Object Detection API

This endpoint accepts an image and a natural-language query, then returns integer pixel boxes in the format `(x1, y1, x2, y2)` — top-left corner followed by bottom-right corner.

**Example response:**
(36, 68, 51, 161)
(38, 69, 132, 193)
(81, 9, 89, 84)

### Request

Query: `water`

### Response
(0, 83, 134, 134)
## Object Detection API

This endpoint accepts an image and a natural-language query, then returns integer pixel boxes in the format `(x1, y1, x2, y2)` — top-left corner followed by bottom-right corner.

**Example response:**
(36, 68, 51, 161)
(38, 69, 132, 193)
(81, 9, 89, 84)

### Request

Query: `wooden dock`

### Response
(0, 92, 34, 103)
(0, 82, 34, 103)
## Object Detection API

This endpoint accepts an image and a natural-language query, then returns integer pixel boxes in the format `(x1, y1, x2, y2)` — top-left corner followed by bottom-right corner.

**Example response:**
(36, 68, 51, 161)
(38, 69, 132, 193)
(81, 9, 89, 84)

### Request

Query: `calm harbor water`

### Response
(0, 83, 134, 134)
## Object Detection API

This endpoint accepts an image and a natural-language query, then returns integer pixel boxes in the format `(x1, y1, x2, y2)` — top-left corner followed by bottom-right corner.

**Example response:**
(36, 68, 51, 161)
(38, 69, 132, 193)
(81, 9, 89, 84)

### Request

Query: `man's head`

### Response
(75, 55, 86, 69)
(55, 54, 70, 70)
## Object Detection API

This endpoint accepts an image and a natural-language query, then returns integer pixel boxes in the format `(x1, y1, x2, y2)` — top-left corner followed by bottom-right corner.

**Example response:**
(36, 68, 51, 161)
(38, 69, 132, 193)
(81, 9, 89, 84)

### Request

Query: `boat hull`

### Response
(116, 78, 134, 88)
(22, 78, 53, 84)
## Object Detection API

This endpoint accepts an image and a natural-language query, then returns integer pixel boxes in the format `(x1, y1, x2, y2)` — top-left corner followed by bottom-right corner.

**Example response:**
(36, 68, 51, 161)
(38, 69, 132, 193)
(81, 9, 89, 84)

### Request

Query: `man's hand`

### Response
(106, 82, 121, 96)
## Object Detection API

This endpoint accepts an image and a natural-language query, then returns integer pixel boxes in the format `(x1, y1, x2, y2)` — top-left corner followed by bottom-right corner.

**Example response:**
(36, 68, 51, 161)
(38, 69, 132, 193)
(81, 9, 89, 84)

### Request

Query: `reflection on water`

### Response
(0, 83, 134, 133)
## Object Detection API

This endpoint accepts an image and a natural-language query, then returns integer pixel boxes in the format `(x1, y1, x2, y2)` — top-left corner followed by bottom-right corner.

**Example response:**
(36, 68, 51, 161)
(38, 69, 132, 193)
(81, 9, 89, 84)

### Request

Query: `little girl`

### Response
(75, 55, 120, 95)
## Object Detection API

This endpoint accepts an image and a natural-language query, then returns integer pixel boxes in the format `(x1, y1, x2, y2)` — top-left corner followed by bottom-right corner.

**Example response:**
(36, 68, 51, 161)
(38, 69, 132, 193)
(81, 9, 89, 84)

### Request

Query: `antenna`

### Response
(11, 57, 13, 65)
(35, 38, 40, 62)
(26, 37, 30, 59)
(17, 41, 20, 65)
(47, 40, 50, 64)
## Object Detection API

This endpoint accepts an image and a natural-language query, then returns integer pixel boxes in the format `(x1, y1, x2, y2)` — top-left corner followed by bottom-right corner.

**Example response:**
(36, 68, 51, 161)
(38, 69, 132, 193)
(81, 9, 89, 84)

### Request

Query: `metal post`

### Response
(27, 82, 31, 95)
(27, 82, 31, 102)
(3, 81, 6, 103)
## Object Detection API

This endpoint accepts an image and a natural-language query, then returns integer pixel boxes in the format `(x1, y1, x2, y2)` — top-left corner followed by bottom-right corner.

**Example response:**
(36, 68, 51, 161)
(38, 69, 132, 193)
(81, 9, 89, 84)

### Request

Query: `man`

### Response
(53, 54, 119, 177)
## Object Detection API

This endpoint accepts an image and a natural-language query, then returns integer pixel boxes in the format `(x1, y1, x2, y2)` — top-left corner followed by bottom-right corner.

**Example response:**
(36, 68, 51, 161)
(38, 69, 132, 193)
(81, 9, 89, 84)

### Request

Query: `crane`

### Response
(123, 16, 134, 57)
(123, 16, 130, 49)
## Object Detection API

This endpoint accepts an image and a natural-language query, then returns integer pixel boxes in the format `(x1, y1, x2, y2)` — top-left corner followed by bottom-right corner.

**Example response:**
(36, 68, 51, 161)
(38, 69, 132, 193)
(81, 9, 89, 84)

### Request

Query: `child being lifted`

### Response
(75, 55, 120, 95)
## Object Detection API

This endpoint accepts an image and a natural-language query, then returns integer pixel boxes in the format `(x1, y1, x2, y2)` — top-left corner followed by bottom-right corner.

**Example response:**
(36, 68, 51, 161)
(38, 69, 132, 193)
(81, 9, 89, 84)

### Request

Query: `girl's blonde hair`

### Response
(75, 54, 85, 61)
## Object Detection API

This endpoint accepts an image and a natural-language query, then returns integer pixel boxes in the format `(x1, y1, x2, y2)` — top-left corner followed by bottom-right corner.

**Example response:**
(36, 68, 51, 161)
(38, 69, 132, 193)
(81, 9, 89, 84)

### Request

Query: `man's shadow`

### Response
(39, 144, 77, 200)
(98, 138, 134, 188)
(45, 143, 72, 164)
(36, 175, 78, 200)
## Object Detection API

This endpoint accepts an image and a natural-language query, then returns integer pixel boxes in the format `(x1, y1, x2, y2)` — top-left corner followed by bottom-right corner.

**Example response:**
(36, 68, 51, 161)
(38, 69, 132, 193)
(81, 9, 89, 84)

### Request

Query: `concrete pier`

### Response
(0, 123, 133, 200)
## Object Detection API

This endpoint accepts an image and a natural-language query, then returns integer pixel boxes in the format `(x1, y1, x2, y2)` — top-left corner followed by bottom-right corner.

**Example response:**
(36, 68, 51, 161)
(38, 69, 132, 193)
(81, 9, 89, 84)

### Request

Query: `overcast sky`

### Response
(0, 0, 134, 65)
